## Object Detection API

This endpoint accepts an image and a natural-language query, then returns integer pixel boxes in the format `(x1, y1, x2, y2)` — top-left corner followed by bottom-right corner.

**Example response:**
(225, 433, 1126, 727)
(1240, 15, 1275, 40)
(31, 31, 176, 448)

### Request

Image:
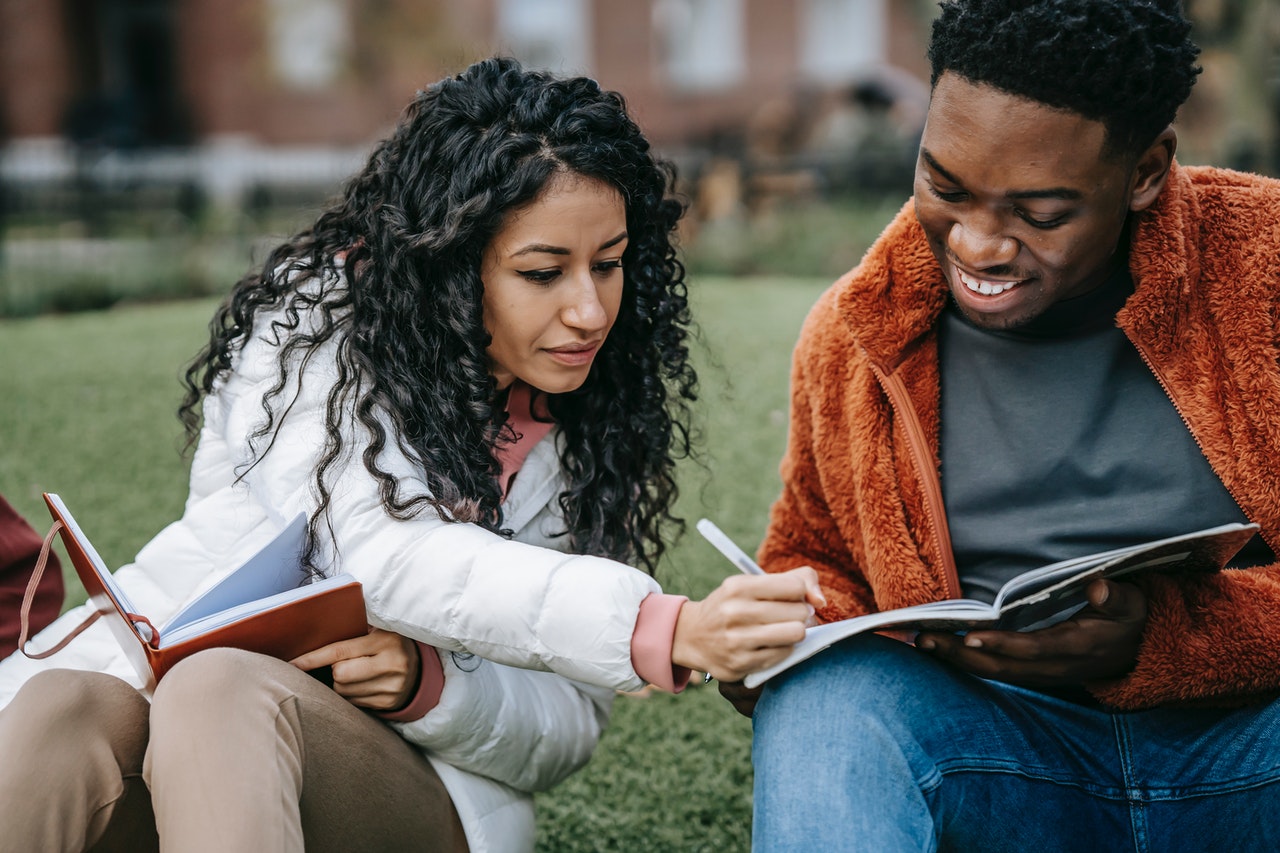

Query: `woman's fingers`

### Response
(673, 567, 824, 681)
(293, 627, 420, 710)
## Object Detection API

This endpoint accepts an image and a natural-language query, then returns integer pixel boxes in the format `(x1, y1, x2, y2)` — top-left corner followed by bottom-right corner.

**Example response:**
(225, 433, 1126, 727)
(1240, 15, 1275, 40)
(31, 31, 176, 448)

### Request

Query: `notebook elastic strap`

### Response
(18, 520, 101, 660)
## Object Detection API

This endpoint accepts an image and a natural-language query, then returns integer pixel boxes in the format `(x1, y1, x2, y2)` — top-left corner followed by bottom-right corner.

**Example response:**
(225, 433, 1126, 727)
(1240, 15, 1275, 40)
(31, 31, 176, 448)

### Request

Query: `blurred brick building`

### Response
(0, 0, 932, 205)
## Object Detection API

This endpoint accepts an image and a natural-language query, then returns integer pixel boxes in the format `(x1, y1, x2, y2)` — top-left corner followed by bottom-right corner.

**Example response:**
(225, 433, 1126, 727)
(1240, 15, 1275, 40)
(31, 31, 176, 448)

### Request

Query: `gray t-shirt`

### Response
(939, 265, 1271, 603)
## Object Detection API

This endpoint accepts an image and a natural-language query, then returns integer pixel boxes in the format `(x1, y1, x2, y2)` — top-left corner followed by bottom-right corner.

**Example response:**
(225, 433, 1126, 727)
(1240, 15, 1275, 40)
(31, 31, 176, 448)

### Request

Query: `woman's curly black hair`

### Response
(178, 57, 697, 575)
(928, 0, 1202, 158)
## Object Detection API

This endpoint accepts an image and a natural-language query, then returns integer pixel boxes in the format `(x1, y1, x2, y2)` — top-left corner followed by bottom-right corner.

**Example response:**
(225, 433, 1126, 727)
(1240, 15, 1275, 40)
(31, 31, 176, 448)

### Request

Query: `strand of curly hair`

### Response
(178, 57, 697, 576)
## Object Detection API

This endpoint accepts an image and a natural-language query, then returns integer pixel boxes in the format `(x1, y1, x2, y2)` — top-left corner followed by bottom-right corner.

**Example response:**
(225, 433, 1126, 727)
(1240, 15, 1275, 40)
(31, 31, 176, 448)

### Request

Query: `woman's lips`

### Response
(545, 342, 601, 366)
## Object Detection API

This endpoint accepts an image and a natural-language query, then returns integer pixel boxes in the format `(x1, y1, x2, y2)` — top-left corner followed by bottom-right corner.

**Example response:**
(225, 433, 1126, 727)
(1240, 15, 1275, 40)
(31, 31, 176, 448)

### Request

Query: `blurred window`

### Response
(61, 0, 191, 147)
(800, 0, 886, 82)
(268, 0, 349, 89)
(497, 0, 591, 74)
(655, 0, 745, 91)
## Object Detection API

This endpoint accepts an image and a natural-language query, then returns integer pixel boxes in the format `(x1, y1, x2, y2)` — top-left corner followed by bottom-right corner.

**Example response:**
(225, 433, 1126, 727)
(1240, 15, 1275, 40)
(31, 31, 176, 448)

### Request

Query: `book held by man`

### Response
(43, 493, 368, 690)
(740, 522, 1260, 689)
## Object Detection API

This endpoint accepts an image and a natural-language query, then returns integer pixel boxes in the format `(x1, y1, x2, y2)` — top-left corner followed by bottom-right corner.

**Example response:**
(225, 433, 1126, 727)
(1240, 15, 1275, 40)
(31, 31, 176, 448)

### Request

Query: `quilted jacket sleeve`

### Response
(391, 650, 614, 792)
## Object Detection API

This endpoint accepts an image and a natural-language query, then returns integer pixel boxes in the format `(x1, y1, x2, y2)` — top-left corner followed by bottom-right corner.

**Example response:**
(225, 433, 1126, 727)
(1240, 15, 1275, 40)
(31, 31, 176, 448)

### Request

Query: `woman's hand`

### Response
(673, 567, 825, 683)
(916, 579, 1148, 688)
(290, 627, 422, 712)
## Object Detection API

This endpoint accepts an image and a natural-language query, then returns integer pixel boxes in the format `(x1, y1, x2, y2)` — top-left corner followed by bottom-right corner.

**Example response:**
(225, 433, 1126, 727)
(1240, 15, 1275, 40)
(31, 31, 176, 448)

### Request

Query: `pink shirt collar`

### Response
(494, 382, 554, 501)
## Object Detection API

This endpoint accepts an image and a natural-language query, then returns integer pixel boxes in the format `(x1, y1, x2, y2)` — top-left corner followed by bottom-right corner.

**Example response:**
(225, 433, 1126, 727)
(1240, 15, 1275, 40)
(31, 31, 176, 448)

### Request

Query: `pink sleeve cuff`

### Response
(630, 592, 692, 693)
(375, 641, 445, 722)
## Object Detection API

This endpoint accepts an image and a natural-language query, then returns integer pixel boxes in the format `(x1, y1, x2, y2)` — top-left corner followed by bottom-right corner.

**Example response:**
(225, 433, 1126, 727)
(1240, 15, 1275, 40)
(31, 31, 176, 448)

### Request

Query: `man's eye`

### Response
(928, 185, 967, 203)
(1018, 211, 1068, 230)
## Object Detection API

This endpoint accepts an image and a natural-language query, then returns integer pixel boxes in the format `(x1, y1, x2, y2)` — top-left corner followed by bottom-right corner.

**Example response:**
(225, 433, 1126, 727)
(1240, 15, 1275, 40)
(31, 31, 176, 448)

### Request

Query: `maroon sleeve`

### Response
(0, 495, 65, 655)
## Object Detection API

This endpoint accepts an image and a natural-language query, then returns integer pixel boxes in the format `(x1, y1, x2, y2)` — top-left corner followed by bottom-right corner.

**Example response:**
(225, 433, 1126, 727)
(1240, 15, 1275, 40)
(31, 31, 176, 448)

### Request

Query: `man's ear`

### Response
(1128, 128, 1177, 213)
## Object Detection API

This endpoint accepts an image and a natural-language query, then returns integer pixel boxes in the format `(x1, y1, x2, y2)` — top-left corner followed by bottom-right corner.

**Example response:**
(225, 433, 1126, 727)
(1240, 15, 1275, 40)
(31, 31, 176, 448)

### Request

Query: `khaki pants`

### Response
(0, 648, 467, 853)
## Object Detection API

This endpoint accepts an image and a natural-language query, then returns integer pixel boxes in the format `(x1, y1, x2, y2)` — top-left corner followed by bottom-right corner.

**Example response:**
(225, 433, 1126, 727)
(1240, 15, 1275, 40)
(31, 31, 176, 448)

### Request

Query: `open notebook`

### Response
(42, 493, 368, 690)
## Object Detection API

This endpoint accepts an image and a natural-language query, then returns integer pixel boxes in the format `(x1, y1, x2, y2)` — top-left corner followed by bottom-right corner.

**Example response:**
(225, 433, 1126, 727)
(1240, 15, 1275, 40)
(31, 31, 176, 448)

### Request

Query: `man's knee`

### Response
(758, 633, 924, 724)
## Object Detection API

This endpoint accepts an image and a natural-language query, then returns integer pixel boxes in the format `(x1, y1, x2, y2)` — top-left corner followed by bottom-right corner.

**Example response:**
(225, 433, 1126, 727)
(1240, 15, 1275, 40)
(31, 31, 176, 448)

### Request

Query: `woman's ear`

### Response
(1128, 128, 1177, 213)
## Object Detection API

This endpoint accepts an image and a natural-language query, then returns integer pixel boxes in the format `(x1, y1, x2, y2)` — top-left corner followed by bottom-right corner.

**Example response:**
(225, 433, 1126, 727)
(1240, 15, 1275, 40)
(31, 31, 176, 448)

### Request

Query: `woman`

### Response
(0, 59, 820, 852)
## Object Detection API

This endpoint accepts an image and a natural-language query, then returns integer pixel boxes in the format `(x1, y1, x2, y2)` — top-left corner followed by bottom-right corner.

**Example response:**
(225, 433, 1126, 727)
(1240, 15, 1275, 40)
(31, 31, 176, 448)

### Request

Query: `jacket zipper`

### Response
(1128, 335, 1279, 556)
(867, 357, 962, 599)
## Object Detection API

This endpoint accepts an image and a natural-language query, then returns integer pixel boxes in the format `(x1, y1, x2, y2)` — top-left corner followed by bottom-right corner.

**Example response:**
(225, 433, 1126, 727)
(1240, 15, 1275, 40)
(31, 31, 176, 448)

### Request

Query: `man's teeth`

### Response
(958, 270, 1017, 296)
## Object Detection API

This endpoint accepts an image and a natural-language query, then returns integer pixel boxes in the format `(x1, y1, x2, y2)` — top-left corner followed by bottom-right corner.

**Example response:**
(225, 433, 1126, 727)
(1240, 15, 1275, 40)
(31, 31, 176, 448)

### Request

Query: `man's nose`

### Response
(947, 213, 1019, 268)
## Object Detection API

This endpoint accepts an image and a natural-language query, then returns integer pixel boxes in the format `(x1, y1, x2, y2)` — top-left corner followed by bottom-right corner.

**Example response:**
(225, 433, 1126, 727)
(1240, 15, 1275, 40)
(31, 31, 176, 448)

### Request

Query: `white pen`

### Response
(696, 518, 767, 684)
(696, 518, 766, 575)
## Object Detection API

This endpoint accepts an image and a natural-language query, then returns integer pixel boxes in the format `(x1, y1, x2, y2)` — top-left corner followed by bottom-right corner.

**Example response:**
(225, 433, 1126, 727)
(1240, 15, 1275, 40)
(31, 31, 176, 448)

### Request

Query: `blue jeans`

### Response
(752, 634, 1280, 852)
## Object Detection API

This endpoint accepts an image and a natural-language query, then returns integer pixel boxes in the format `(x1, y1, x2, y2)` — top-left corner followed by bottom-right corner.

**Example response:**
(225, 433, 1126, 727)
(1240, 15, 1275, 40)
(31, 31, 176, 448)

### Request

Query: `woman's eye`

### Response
(518, 269, 560, 284)
(593, 259, 624, 275)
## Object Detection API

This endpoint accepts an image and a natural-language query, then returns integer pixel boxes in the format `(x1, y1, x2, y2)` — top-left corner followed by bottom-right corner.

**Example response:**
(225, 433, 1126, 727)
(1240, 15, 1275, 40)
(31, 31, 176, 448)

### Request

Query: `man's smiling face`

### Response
(913, 72, 1154, 331)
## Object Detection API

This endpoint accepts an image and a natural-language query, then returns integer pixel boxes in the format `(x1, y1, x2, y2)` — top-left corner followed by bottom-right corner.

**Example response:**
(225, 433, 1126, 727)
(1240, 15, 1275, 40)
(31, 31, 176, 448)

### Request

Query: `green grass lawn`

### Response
(0, 275, 830, 851)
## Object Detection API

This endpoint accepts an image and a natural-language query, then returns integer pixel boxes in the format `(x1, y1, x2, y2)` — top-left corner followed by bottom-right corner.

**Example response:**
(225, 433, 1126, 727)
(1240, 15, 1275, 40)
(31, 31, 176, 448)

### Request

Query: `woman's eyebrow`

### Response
(512, 231, 628, 257)
(599, 231, 628, 251)
(513, 243, 569, 257)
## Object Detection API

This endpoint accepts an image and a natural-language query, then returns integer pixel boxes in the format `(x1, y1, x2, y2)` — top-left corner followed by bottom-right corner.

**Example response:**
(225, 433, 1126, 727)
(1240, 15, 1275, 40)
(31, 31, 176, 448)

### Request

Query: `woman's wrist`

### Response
(376, 641, 445, 722)
(630, 593, 691, 693)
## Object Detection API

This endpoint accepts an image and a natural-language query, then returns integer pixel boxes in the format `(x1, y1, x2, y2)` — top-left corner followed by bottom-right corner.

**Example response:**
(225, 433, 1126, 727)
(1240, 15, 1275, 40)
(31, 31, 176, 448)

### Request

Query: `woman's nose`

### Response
(562, 275, 608, 333)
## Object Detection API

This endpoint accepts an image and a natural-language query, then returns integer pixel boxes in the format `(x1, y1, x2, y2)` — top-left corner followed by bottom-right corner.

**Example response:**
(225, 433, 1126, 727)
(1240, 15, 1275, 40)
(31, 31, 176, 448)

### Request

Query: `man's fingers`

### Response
(717, 679, 763, 717)
(1085, 579, 1146, 620)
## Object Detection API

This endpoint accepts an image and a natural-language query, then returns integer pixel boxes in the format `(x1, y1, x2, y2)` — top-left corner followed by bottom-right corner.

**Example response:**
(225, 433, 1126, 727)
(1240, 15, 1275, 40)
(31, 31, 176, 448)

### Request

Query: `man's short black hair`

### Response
(928, 0, 1201, 158)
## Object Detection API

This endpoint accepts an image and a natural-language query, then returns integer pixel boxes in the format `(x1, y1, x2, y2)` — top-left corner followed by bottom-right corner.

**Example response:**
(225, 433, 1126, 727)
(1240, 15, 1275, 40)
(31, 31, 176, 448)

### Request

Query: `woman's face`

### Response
(481, 171, 628, 394)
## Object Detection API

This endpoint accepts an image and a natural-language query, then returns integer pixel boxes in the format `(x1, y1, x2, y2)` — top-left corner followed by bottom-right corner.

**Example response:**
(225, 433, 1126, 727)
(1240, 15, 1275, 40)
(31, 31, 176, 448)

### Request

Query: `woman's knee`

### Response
(160, 646, 265, 687)
(15, 668, 144, 719)
(151, 648, 280, 724)
(148, 647, 322, 744)
(0, 669, 149, 775)
(3, 669, 146, 739)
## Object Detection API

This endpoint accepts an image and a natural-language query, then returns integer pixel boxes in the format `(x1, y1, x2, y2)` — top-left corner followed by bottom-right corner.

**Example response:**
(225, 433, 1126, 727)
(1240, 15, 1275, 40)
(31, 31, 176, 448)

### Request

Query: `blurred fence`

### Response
(0, 143, 364, 317)
(0, 131, 919, 318)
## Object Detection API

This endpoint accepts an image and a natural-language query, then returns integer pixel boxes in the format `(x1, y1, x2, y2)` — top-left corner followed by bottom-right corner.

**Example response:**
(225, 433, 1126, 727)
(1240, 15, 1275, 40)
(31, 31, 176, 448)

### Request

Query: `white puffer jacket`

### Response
(0, 294, 662, 852)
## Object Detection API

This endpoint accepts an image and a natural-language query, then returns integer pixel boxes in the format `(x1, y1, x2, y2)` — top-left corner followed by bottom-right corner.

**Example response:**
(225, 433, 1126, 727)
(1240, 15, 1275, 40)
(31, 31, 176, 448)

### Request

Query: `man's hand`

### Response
(672, 567, 825, 683)
(916, 579, 1147, 687)
(290, 627, 421, 711)
(718, 679, 764, 717)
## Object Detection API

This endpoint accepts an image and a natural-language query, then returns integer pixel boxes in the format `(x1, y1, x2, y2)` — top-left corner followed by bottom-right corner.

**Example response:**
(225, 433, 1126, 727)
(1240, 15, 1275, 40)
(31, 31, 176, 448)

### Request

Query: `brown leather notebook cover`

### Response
(44, 493, 367, 691)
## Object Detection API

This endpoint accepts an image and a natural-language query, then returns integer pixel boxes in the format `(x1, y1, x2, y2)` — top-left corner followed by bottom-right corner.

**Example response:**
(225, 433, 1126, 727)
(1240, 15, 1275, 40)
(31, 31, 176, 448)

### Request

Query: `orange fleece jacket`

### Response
(759, 163, 1280, 711)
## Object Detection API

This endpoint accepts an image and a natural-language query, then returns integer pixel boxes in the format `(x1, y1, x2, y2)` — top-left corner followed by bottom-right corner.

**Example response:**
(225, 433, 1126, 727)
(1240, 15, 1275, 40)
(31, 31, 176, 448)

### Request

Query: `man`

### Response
(726, 1, 1280, 850)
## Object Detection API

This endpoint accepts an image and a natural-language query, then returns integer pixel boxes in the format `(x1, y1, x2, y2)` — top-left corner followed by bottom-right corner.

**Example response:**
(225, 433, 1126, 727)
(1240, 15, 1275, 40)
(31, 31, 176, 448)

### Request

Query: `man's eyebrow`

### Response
(921, 149, 963, 187)
(512, 231, 628, 257)
(921, 149, 1083, 201)
(1006, 186, 1083, 201)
